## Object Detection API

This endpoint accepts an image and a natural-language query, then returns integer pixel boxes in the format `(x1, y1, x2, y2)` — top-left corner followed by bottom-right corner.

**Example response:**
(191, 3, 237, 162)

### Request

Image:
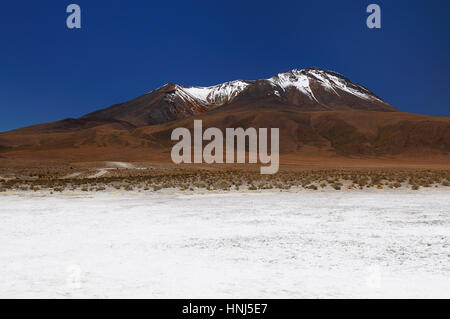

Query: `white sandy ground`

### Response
(0, 189, 449, 299)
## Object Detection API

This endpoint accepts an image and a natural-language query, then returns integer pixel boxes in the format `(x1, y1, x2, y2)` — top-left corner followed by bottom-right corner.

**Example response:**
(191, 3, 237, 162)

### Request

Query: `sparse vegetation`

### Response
(332, 183, 341, 190)
(0, 167, 449, 194)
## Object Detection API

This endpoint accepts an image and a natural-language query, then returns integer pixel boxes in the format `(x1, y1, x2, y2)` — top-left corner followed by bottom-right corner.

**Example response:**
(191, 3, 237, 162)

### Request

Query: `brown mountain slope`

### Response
(81, 83, 212, 126)
(131, 108, 450, 157)
(1, 107, 449, 164)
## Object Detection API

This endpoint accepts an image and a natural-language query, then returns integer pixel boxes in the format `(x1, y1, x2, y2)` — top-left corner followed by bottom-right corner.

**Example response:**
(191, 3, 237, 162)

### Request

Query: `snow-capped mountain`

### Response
(161, 68, 385, 109)
(268, 68, 384, 103)
(5, 68, 450, 162)
(83, 68, 396, 126)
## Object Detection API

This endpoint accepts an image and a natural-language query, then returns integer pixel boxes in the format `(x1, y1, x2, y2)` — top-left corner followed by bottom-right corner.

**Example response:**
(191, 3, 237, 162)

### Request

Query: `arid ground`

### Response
(1, 189, 449, 298)
(1, 157, 450, 194)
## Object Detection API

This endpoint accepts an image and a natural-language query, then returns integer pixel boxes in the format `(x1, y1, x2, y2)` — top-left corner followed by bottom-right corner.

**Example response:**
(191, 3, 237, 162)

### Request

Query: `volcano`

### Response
(81, 68, 397, 127)
(0, 68, 449, 166)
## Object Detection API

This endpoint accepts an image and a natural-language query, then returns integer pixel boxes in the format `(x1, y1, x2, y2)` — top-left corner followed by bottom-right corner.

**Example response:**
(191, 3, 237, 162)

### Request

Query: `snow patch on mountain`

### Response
(268, 69, 319, 102)
(179, 81, 249, 106)
(307, 69, 383, 102)
(168, 85, 202, 105)
(268, 69, 382, 103)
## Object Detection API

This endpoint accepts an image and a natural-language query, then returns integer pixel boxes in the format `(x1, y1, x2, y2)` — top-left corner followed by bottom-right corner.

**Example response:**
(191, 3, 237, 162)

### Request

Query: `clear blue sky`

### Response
(0, 0, 449, 132)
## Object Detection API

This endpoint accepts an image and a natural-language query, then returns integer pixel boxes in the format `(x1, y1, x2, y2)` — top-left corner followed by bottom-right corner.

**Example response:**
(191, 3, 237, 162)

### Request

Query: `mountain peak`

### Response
(267, 67, 384, 104)
(82, 67, 397, 126)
